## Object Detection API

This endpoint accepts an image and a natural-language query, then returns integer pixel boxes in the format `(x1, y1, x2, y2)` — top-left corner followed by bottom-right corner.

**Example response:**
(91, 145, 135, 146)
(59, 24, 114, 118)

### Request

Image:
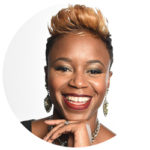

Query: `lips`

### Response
(63, 94, 92, 110)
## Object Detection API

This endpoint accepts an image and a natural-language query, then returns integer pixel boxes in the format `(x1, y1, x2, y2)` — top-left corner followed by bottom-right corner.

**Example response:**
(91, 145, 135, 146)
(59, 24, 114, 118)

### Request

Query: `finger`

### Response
(50, 124, 74, 140)
(44, 119, 66, 125)
(43, 137, 54, 143)
(43, 123, 65, 141)
(47, 139, 54, 143)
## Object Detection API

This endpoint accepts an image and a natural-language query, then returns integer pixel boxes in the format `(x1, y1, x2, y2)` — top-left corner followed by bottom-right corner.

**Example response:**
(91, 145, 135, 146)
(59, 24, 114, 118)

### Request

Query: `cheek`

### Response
(90, 76, 108, 95)
(90, 77, 107, 110)
(47, 70, 68, 93)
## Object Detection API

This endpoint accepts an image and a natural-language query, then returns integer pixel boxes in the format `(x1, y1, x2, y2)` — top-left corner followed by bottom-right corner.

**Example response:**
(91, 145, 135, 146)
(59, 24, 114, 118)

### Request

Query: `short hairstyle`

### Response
(46, 4, 113, 65)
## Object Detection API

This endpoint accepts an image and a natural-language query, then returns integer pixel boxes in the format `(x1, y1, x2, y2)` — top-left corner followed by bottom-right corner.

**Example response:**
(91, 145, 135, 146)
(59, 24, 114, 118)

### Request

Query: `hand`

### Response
(43, 119, 92, 147)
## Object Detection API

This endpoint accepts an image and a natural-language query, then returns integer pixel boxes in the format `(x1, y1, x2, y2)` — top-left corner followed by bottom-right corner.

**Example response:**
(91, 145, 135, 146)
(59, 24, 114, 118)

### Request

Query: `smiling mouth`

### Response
(63, 94, 92, 110)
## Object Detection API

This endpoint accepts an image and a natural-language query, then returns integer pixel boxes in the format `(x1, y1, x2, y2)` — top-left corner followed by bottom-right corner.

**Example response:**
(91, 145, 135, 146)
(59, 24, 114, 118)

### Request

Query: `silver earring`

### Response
(103, 89, 109, 117)
(44, 90, 52, 113)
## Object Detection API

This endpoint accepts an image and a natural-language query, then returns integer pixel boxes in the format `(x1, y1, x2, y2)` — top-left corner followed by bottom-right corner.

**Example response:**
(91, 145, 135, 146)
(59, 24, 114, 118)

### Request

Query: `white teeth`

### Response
(65, 96, 90, 102)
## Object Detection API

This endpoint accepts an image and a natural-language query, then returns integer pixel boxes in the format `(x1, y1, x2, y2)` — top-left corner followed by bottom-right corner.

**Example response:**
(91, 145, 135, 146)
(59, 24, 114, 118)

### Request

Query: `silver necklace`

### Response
(48, 120, 100, 146)
(91, 120, 100, 143)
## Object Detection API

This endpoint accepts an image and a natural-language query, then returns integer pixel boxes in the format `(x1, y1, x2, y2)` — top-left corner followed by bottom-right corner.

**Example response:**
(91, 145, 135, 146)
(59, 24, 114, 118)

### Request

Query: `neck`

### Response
(88, 112, 98, 134)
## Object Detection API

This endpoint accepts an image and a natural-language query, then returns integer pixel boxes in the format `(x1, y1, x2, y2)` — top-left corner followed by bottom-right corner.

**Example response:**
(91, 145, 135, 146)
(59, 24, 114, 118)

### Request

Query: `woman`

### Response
(21, 4, 115, 147)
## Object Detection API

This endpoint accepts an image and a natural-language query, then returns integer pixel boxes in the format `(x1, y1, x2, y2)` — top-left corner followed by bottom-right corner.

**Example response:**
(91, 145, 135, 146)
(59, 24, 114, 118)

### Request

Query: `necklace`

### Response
(91, 120, 100, 143)
(48, 120, 101, 146)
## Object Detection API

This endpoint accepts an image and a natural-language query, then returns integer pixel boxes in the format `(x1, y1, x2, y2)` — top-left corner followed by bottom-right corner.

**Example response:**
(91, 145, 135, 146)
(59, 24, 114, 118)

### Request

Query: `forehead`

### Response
(48, 34, 110, 67)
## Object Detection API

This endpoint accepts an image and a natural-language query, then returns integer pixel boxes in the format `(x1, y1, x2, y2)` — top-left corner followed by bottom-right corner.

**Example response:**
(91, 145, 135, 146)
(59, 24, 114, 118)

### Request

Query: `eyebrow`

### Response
(51, 57, 72, 65)
(87, 60, 105, 68)
(51, 57, 105, 68)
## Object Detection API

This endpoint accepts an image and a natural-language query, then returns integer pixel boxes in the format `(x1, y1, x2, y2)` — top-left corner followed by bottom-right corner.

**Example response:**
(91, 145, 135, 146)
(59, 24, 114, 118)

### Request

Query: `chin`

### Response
(65, 116, 87, 121)
(62, 110, 92, 121)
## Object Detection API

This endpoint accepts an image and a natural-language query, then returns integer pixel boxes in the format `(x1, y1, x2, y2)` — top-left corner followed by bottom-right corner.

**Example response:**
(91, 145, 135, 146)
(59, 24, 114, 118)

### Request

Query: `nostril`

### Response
(68, 77, 88, 89)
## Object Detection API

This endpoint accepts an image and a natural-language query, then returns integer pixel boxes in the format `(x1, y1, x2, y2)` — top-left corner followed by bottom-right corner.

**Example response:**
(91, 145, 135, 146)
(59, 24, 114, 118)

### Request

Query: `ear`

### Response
(107, 71, 113, 89)
(44, 66, 48, 90)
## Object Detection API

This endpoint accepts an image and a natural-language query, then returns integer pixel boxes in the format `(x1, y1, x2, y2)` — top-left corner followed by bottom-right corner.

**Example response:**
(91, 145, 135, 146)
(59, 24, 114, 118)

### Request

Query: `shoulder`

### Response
(31, 117, 50, 139)
(94, 123, 116, 144)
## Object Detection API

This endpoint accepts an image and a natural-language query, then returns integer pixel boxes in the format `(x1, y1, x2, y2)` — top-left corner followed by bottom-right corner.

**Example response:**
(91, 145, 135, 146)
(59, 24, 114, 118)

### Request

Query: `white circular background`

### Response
(1, 0, 150, 150)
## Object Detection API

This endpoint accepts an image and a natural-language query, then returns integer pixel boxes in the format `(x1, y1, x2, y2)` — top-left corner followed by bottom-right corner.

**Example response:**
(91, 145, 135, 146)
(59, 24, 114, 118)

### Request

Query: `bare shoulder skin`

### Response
(93, 124, 116, 144)
(32, 117, 49, 139)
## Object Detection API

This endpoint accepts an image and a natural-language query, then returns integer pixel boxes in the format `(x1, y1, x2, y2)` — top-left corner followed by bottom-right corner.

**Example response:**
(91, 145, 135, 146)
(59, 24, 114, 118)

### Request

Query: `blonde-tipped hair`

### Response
(48, 5, 109, 38)
(45, 5, 113, 71)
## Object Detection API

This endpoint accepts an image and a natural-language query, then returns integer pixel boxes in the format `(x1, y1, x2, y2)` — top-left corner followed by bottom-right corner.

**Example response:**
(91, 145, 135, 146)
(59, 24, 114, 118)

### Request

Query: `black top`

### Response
(21, 120, 33, 132)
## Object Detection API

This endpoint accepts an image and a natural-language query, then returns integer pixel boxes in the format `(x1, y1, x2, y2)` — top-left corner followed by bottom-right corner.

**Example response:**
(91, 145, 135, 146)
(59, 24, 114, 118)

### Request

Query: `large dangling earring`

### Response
(44, 90, 52, 113)
(103, 89, 109, 117)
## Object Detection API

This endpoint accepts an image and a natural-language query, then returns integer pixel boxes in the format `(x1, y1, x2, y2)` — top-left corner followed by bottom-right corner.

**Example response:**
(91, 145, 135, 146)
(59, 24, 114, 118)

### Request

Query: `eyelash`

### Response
(55, 66, 71, 72)
(87, 69, 102, 74)
(55, 66, 102, 74)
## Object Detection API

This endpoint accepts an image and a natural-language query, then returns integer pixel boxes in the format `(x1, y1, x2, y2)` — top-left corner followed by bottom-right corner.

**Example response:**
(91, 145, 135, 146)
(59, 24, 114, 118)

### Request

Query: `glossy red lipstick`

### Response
(63, 94, 92, 110)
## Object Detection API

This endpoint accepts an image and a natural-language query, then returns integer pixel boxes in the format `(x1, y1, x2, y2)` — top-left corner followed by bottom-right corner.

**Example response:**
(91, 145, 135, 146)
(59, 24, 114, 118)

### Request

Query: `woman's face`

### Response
(47, 33, 112, 121)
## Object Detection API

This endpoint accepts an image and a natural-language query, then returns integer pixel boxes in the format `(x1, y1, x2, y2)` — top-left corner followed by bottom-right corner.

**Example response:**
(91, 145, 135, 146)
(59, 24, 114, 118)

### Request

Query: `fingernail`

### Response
(48, 139, 53, 143)
(43, 137, 47, 141)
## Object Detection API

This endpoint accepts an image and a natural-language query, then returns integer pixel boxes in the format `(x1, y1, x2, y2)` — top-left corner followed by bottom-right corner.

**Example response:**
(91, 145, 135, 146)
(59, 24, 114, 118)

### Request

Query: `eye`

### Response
(55, 66, 72, 72)
(87, 69, 102, 74)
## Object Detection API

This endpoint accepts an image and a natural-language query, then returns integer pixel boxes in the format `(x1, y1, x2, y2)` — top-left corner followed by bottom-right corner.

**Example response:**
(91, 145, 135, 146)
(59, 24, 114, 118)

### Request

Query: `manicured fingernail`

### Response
(43, 135, 48, 140)
(48, 139, 53, 143)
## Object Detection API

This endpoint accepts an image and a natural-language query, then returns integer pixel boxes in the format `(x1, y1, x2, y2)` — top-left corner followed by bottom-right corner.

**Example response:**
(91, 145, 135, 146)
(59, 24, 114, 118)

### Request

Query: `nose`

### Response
(68, 72, 88, 89)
